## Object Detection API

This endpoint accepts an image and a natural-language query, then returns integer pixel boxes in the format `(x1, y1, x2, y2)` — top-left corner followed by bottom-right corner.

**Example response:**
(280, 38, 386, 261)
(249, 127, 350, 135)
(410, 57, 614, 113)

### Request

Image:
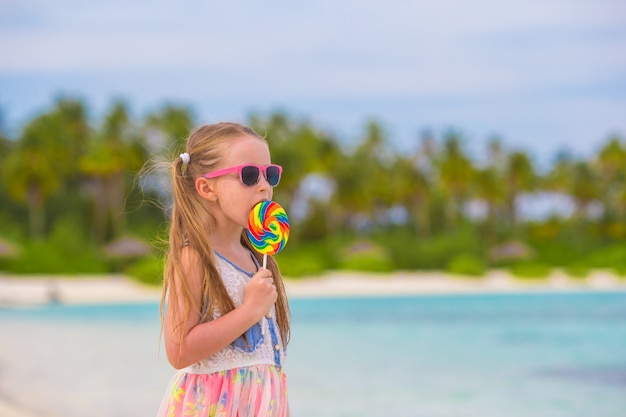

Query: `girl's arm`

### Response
(164, 246, 277, 369)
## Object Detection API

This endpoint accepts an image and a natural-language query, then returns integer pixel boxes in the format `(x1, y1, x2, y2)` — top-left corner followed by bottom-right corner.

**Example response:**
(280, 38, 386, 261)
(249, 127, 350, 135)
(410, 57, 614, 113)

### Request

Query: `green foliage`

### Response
(125, 256, 164, 286)
(0, 98, 625, 280)
(524, 221, 608, 267)
(527, 242, 583, 267)
(276, 251, 328, 278)
(339, 252, 395, 273)
(579, 243, 626, 269)
(563, 264, 590, 278)
(377, 227, 483, 270)
(372, 228, 419, 269)
(296, 200, 332, 241)
(2, 239, 110, 274)
(446, 253, 486, 276)
(509, 261, 552, 279)
(0, 216, 110, 274)
(277, 240, 339, 278)
(413, 236, 479, 270)
(527, 241, 626, 278)
(337, 241, 395, 273)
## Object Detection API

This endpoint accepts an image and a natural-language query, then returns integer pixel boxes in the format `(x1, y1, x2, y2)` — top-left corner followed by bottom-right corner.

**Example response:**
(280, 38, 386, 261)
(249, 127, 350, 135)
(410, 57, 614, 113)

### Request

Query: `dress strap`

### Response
(250, 250, 261, 270)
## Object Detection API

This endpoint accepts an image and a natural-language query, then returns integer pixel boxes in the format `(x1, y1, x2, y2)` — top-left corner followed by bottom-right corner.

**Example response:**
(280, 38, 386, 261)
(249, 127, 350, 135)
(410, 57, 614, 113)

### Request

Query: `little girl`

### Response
(157, 122, 291, 417)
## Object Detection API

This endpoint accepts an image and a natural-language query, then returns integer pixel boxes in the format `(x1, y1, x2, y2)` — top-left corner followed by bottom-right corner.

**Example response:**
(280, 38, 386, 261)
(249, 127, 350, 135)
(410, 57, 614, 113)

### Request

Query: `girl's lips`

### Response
(250, 200, 268, 214)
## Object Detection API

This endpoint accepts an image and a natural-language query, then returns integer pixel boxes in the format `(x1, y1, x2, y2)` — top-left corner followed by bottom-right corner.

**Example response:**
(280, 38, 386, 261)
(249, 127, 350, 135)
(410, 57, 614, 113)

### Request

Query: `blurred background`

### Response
(1, 0, 625, 280)
(1, 2, 626, 417)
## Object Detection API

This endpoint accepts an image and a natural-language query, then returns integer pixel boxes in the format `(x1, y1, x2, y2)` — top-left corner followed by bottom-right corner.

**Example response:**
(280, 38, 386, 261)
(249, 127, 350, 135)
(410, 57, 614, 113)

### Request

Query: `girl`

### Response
(157, 123, 291, 417)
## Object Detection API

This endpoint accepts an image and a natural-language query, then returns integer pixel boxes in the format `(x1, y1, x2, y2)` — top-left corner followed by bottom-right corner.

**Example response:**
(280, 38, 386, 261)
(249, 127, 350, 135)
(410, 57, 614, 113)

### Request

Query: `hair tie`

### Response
(180, 152, 190, 164)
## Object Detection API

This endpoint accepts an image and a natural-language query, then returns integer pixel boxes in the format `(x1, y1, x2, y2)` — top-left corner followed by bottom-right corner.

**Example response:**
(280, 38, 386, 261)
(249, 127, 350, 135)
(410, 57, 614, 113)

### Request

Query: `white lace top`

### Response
(182, 251, 286, 375)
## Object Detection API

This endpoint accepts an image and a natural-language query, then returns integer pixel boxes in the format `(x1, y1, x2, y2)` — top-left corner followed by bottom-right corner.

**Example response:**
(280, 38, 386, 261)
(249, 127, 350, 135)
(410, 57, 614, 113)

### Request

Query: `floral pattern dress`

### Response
(157, 252, 289, 417)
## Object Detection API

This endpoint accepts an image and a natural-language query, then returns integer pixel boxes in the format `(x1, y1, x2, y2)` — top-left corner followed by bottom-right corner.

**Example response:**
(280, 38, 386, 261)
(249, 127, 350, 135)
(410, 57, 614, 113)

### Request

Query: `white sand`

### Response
(0, 274, 162, 306)
(0, 269, 624, 307)
(284, 268, 625, 297)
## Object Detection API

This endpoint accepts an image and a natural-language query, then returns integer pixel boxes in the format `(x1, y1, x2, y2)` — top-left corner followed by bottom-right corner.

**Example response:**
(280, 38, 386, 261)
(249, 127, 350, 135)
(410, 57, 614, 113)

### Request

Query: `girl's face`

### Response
(209, 135, 274, 229)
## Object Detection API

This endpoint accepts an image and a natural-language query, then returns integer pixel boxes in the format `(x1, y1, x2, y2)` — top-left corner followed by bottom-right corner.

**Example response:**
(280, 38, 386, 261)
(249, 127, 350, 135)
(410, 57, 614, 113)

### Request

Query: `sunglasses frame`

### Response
(203, 164, 283, 187)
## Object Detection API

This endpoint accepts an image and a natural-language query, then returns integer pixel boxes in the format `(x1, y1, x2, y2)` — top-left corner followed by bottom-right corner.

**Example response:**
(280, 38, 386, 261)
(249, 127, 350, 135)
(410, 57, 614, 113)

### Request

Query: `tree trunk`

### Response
(27, 186, 44, 239)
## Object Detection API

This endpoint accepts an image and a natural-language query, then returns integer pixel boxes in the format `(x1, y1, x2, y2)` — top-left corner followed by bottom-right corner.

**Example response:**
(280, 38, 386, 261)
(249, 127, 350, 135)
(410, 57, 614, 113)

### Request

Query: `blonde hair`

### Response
(162, 122, 290, 348)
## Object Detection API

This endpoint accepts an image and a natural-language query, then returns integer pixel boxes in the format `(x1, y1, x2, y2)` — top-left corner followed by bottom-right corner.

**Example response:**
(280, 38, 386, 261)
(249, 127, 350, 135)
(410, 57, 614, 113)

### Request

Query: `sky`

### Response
(1, 0, 625, 168)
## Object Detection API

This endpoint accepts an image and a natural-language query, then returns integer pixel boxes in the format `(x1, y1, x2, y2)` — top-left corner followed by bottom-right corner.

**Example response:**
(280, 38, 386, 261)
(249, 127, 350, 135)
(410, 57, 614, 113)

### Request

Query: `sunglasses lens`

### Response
(266, 166, 281, 186)
(240, 166, 260, 186)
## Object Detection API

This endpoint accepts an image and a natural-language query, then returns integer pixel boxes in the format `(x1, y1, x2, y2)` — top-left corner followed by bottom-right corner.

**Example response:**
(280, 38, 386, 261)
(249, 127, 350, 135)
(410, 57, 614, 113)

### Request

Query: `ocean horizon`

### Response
(1, 291, 625, 416)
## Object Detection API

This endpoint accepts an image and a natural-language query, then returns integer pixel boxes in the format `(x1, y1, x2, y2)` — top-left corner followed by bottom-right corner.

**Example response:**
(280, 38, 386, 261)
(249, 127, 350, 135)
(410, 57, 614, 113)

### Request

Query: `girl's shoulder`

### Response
(214, 250, 259, 278)
(180, 245, 202, 268)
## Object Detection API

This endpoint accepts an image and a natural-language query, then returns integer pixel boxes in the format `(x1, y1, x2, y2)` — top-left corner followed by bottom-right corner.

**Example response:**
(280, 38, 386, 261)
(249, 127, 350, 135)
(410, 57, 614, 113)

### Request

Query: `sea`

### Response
(1, 291, 625, 417)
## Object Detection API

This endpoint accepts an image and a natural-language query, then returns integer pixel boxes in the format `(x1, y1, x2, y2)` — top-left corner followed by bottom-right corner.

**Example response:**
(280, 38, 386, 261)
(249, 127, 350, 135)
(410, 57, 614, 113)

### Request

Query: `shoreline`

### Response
(285, 268, 626, 298)
(0, 273, 162, 307)
(0, 269, 624, 307)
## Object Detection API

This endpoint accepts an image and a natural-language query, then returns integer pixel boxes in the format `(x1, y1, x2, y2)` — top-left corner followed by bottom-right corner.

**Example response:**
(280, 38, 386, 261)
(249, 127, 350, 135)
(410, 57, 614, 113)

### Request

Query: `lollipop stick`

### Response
(263, 253, 267, 269)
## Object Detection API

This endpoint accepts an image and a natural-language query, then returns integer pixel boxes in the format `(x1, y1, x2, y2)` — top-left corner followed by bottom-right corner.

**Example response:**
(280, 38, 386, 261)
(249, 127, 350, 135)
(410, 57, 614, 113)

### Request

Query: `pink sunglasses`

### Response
(203, 164, 283, 187)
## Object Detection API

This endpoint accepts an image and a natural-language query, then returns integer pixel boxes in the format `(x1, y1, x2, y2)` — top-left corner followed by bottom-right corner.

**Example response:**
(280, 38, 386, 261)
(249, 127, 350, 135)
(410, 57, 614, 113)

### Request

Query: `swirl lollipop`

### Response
(247, 200, 290, 269)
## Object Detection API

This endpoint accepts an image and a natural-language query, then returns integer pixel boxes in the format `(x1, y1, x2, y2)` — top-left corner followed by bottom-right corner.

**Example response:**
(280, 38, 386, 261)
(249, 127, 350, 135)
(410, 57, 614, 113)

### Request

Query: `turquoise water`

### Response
(1, 292, 625, 416)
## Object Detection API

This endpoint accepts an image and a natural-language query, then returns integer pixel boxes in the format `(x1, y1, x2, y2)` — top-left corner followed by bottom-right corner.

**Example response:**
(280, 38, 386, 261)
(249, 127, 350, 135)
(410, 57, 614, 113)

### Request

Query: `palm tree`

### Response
(328, 120, 396, 231)
(390, 153, 430, 235)
(2, 97, 92, 238)
(570, 161, 601, 220)
(328, 147, 366, 232)
(436, 131, 475, 227)
(249, 112, 341, 221)
(593, 136, 626, 239)
(472, 137, 508, 241)
(595, 137, 626, 220)
(79, 100, 145, 242)
(53, 97, 91, 176)
(473, 166, 506, 241)
(2, 115, 62, 237)
(503, 150, 535, 228)
(358, 120, 396, 213)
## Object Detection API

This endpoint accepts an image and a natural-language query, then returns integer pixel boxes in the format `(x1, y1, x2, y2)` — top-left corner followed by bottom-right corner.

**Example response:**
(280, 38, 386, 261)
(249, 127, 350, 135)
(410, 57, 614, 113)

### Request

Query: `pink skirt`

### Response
(157, 365, 289, 417)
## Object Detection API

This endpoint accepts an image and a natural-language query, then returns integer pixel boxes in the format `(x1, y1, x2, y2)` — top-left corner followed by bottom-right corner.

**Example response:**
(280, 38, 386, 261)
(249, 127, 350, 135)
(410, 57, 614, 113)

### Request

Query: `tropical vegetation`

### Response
(0, 96, 625, 284)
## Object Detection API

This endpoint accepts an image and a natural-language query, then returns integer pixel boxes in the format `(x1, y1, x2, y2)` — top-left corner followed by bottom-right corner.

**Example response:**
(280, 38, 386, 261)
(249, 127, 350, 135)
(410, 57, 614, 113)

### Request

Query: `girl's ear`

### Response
(195, 177, 216, 202)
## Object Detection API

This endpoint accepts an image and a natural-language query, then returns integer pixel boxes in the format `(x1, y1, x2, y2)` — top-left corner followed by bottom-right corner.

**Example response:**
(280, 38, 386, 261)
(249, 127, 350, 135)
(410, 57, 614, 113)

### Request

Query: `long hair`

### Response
(161, 122, 290, 349)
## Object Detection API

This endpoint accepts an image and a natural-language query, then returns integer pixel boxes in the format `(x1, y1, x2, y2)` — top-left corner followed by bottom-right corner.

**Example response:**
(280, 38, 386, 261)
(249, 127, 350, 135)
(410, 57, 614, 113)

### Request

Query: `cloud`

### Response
(1, 0, 625, 163)
(3, 0, 625, 75)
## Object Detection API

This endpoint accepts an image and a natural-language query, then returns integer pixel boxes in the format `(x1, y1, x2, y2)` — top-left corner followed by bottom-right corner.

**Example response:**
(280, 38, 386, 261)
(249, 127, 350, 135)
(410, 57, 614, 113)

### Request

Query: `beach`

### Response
(1, 269, 624, 307)
(1, 270, 625, 417)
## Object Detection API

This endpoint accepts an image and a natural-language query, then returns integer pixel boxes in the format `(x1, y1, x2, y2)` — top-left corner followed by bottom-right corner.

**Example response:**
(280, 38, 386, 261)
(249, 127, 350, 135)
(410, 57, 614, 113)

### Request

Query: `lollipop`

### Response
(247, 200, 290, 269)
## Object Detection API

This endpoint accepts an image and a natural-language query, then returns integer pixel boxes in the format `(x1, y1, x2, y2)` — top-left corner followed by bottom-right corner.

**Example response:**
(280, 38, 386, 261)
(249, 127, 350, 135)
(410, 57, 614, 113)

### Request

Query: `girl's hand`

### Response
(242, 269, 278, 320)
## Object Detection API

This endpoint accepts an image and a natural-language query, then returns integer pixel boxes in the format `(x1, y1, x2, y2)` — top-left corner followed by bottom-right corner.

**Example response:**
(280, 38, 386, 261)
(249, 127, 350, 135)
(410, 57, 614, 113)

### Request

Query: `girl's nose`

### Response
(257, 173, 272, 197)
(259, 172, 271, 187)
